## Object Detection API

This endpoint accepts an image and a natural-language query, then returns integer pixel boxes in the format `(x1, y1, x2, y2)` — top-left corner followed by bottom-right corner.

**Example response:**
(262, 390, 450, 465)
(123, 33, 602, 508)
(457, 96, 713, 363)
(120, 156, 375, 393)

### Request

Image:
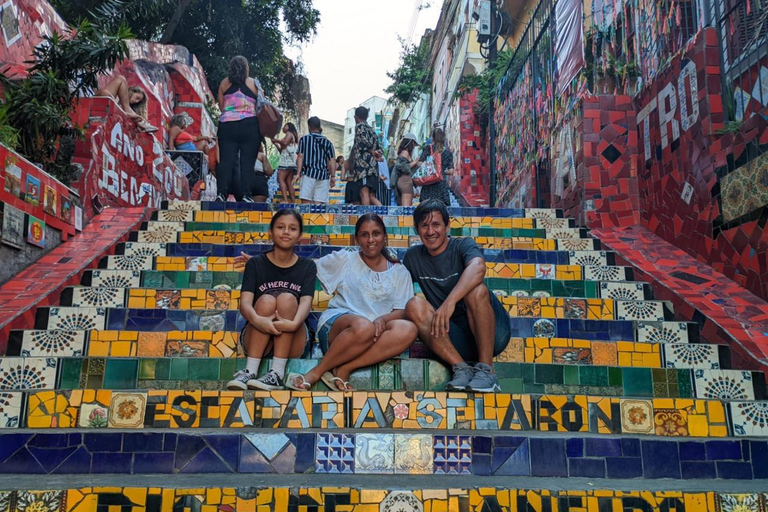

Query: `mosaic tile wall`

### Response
(450, 89, 490, 207)
(0, 488, 747, 512)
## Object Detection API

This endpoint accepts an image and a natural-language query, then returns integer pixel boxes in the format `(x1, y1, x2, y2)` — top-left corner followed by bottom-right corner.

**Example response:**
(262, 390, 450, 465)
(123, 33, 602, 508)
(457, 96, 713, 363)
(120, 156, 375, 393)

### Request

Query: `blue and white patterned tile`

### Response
(315, 433, 355, 474)
(663, 343, 720, 369)
(729, 401, 768, 437)
(0, 392, 23, 428)
(693, 369, 756, 400)
(157, 210, 194, 222)
(123, 242, 168, 257)
(568, 251, 608, 267)
(89, 270, 142, 289)
(244, 433, 293, 460)
(583, 265, 627, 282)
(600, 282, 646, 301)
(394, 434, 433, 475)
(70, 287, 125, 308)
(557, 238, 599, 251)
(105, 255, 154, 271)
(379, 491, 424, 512)
(137, 227, 178, 244)
(48, 307, 107, 331)
(544, 228, 581, 239)
(146, 221, 185, 232)
(0, 357, 57, 391)
(355, 434, 394, 474)
(21, 330, 86, 357)
(636, 322, 691, 344)
(616, 301, 666, 321)
(433, 435, 472, 475)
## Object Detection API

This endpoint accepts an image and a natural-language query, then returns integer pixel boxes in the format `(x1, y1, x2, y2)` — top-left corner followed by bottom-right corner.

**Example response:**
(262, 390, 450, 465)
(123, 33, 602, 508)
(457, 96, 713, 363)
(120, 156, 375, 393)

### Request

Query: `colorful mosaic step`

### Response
(86, 270, 640, 299)
(57, 288, 674, 323)
(118, 242, 608, 266)
(1, 349, 761, 398)
(4, 388, 763, 437)
(6, 489, 768, 512)
(142, 220, 589, 239)
(161, 200, 566, 219)
(32, 307, 691, 346)
(11, 329, 703, 370)
(2, 431, 768, 477)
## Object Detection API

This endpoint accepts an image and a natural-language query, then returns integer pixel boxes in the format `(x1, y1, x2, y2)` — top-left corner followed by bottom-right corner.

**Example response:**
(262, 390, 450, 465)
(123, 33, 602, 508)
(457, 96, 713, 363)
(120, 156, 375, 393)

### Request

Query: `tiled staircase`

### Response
(1, 201, 768, 511)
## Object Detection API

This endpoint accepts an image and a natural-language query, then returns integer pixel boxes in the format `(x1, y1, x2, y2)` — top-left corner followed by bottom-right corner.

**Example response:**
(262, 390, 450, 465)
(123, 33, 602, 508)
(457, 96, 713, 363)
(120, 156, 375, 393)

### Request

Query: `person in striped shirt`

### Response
(295, 116, 336, 204)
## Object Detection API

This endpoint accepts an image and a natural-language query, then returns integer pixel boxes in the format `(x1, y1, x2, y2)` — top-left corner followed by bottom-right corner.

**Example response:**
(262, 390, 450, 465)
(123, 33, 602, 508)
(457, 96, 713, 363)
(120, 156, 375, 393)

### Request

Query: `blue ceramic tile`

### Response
(28, 445, 79, 473)
(473, 436, 492, 454)
(174, 434, 207, 470)
(707, 440, 743, 460)
(750, 441, 768, 478)
(473, 454, 491, 476)
(605, 457, 643, 479)
(238, 438, 275, 473)
(716, 461, 753, 479)
(0, 434, 33, 461)
(569, 458, 606, 478)
(620, 438, 641, 458)
(84, 433, 123, 453)
(179, 447, 235, 473)
(124, 433, 164, 452)
(680, 461, 717, 479)
(529, 438, 567, 477)
(642, 441, 681, 479)
(585, 438, 621, 457)
(679, 441, 706, 461)
(204, 435, 240, 469)
(50, 447, 92, 474)
(433, 435, 471, 475)
(0, 448, 46, 474)
(133, 452, 174, 474)
(164, 433, 178, 451)
(315, 433, 355, 474)
(91, 452, 132, 473)
(27, 433, 70, 448)
(566, 438, 583, 458)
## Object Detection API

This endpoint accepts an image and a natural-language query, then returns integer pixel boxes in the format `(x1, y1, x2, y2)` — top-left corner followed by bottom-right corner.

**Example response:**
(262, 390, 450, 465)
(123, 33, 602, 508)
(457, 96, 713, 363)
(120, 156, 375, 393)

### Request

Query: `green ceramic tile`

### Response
(218, 358, 237, 380)
(138, 359, 157, 380)
(520, 364, 535, 384)
(535, 364, 564, 384)
(58, 358, 84, 390)
(154, 358, 171, 379)
(169, 358, 189, 380)
(584, 282, 598, 297)
(562, 365, 580, 386)
(579, 366, 608, 387)
(188, 359, 219, 380)
(608, 367, 623, 387)
(499, 378, 523, 393)
(678, 370, 693, 397)
(622, 368, 653, 397)
(494, 362, 522, 379)
(522, 382, 546, 394)
(103, 359, 139, 389)
(401, 359, 426, 390)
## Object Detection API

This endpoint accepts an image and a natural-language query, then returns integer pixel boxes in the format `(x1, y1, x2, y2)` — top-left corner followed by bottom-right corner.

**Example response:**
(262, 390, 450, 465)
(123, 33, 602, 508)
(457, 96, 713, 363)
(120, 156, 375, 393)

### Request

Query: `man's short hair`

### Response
(354, 106, 369, 121)
(308, 116, 322, 131)
(413, 199, 450, 228)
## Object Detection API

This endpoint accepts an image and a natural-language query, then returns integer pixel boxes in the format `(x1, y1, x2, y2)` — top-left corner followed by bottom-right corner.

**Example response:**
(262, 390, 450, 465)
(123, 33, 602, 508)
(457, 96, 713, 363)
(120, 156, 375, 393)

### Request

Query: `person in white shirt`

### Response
(286, 213, 418, 391)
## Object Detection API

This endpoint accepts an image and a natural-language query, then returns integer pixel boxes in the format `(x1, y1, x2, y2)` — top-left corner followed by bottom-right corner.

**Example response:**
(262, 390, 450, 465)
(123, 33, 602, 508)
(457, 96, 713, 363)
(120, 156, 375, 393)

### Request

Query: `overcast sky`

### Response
(284, 0, 441, 124)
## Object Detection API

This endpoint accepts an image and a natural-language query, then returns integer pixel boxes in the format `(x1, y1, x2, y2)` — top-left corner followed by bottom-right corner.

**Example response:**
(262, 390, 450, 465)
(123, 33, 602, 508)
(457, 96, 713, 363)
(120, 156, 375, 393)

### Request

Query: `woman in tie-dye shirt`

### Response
(216, 56, 262, 203)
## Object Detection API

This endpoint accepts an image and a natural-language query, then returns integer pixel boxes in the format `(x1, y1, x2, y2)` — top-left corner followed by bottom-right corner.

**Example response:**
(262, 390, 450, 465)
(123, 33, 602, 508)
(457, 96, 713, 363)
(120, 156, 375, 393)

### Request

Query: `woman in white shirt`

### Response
(287, 213, 418, 391)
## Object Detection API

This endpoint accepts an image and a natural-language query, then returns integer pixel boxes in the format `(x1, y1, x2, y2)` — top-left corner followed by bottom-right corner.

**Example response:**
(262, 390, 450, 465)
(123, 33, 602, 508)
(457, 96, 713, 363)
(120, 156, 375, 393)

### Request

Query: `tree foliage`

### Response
(0, 18, 131, 184)
(385, 38, 431, 104)
(51, 0, 320, 113)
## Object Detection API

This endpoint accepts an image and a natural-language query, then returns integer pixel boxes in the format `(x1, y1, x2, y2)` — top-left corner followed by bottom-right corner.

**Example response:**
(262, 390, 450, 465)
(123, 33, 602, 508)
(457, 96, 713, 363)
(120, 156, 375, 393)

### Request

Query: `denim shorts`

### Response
(447, 292, 511, 361)
(317, 313, 347, 354)
(175, 141, 196, 151)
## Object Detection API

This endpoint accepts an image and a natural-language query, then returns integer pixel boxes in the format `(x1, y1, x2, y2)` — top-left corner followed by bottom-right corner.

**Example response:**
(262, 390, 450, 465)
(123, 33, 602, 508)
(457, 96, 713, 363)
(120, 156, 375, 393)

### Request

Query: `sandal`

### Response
(321, 371, 352, 391)
(285, 373, 311, 391)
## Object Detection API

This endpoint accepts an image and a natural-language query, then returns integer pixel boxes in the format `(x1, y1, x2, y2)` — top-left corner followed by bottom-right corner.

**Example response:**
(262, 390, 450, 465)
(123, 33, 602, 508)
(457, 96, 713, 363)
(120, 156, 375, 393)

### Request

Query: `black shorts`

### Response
(359, 174, 379, 193)
(345, 180, 361, 204)
(251, 172, 268, 197)
(448, 293, 511, 361)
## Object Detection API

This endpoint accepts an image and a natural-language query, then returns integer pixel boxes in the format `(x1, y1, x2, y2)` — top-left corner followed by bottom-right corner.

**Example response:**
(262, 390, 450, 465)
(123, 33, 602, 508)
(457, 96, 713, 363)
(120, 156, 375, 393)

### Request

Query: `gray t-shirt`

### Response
(403, 237, 484, 318)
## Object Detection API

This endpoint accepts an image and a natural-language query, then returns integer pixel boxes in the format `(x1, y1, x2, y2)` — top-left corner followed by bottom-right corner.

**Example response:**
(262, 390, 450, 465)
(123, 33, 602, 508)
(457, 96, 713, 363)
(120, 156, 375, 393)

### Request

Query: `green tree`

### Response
(0, 17, 132, 184)
(51, 0, 320, 113)
(385, 38, 431, 104)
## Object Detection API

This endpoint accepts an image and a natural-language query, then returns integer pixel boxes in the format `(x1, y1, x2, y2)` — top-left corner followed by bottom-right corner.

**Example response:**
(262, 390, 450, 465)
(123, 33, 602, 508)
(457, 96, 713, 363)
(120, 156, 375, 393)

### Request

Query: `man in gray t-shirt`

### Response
(403, 200, 511, 393)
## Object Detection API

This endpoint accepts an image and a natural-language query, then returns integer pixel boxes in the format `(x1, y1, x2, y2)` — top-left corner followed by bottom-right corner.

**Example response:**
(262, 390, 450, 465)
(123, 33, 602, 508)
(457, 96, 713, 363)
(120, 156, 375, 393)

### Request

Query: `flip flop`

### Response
(285, 373, 311, 391)
(321, 371, 352, 391)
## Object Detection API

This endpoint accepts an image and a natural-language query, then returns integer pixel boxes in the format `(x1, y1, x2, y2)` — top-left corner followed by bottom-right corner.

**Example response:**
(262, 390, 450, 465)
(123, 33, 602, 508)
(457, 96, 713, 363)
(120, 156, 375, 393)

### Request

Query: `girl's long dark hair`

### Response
(284, 122, 299, 144)
(270, 208, 303, 234)
(228, 55, 248, 85)
(355, 213, 399, 263)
